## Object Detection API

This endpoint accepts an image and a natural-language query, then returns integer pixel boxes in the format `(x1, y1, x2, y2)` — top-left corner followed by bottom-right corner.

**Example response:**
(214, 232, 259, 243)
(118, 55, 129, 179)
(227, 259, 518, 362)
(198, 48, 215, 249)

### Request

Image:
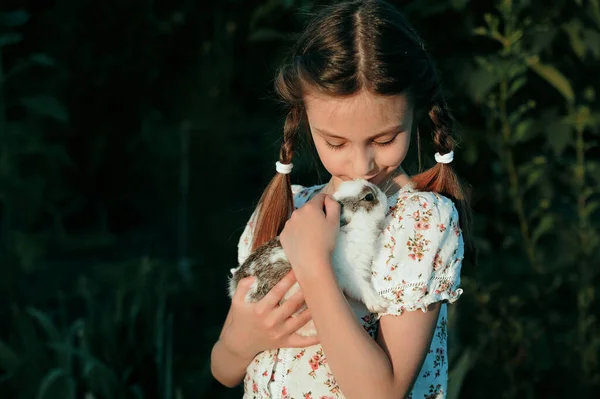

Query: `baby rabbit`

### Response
(228, 179, 390, 336)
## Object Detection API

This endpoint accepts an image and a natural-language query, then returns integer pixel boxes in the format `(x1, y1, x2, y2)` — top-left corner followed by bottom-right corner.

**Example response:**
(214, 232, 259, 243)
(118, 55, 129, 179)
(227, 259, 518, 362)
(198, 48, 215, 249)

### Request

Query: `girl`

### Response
(211, 0, 475, 398)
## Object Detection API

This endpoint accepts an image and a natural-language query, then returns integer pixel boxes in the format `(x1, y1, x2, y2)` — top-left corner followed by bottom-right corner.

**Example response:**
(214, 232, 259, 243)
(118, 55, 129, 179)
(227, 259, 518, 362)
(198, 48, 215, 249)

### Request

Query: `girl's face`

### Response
(304, 90, 413, 191)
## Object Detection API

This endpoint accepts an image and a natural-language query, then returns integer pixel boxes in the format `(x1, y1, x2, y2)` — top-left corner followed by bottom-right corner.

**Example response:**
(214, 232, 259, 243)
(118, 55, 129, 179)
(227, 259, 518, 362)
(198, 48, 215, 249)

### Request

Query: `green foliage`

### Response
(443, 0, 600, 396)
(0, 0, 599, 398)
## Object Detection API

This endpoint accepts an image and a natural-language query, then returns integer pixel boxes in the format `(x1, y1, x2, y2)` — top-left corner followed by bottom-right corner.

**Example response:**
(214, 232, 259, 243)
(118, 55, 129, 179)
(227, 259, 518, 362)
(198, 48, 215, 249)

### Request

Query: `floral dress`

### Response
(235, 181, 464, 399)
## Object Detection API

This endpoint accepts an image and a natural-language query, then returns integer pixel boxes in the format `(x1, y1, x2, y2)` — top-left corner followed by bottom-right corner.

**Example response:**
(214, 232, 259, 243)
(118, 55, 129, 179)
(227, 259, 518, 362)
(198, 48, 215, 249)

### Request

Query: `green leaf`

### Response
(526, 57, 574, 104)
(0, 32, 23, 47)
(473, 56, 495, 71)
(48, 343, 119, 387)
(562, 20, 586, 59)
(535, 109, 572, 156)
(0, 339, 21, 373)
(473, 26, 488, 36)
(589, 0, 600, 30)
(36, 368, 67, 399)
(512, 119, 537, 143)
(20, 95, 69, 122)
(0, 10, 29, 27)
(27, 308, 61, 344)
(583, 29, 600, 60)
(29, 53, 56, 67)
(524, 168, 544, 192)
(508, 77, 527, 97)
(466, 67, 501, 103)
(545, 118, 572, 156)
(13, 306, 46, 360)
(584, 86, 596, 101)
(583, 201, 600, 219)
(589, 161, 600, 184)
(532, 214, 554, 244)
(508, 100, 536, 125)
(531, 28, 557, 54)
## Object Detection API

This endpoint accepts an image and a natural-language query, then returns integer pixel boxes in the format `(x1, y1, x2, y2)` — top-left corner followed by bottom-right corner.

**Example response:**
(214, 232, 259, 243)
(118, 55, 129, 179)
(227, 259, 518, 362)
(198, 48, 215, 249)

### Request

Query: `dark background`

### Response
(1, 0, 599, 398)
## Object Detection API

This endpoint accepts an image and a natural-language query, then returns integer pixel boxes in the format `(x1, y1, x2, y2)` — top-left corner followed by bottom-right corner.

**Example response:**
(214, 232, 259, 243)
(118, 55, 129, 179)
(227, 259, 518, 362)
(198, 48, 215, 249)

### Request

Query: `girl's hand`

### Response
(279, 193, 341, 282)
(220, 272, 320, 362)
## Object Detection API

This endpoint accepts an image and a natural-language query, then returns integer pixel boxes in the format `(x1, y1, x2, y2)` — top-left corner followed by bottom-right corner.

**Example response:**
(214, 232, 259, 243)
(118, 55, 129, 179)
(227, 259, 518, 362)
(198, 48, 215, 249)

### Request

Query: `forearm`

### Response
(210, 338, 251, 388)
(300, 266, 399, 399)
(210, 308, 252, 388)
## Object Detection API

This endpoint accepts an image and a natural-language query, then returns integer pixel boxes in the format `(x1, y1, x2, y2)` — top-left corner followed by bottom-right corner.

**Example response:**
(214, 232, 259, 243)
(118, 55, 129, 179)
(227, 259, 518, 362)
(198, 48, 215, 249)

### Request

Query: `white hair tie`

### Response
(434, 151, 454, 164)
(275, 161, 293, 174)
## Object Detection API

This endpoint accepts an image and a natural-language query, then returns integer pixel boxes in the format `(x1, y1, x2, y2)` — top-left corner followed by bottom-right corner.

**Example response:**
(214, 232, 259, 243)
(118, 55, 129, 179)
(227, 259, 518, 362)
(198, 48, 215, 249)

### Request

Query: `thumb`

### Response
(288, 333, 320, 348)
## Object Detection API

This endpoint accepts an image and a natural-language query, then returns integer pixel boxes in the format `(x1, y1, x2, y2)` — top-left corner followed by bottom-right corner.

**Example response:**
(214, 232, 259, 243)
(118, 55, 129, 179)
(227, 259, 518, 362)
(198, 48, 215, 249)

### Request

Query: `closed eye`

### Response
(324, 141, 345, 150)
(374, 136, 397, 147)
(324, 135, 398, 151)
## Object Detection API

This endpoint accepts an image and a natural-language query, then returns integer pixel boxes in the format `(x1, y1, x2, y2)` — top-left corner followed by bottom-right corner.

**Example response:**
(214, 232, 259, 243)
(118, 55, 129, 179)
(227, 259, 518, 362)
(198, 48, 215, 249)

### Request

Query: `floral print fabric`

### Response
(235, 182, 464, 399)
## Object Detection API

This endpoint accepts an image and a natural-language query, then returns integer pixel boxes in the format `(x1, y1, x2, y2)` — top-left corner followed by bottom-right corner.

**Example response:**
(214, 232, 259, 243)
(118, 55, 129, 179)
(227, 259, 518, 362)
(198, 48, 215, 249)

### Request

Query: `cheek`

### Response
(381, 135, 411, 166)
(313, 143, 345, 173)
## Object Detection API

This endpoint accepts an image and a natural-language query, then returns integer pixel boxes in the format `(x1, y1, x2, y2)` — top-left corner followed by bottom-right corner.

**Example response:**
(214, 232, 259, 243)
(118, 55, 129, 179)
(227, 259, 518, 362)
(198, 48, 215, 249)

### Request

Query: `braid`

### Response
(251, 107, 302, 251)
(412, 93, 476, 268)
(429, 101, 456, 155)
(280, 107, 301, 164)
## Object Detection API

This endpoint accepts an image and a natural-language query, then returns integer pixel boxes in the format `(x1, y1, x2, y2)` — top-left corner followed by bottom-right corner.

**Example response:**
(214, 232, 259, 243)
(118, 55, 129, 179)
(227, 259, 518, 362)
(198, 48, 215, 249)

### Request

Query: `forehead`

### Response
(304, 90, 413, 137)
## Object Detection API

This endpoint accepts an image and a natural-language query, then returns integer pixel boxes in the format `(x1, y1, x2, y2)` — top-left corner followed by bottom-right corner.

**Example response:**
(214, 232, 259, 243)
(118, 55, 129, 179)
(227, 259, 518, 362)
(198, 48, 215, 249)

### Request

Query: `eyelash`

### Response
(324, 136, 398, 151)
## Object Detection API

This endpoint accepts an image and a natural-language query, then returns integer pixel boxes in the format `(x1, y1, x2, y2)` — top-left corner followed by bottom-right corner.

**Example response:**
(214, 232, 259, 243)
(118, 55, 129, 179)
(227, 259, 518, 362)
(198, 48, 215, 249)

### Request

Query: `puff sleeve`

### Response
(236, 206, 258, 266)
(371, 191, 464, 317)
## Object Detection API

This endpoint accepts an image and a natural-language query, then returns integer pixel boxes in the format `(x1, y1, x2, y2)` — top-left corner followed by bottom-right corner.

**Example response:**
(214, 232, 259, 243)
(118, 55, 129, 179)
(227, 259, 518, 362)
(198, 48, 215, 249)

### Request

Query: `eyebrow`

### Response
(313, 124, 405, 140)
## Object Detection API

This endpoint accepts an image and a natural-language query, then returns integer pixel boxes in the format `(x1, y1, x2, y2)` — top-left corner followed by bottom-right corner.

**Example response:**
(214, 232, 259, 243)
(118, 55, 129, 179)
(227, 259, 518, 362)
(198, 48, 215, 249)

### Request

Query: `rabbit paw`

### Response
(364, 294, 389, 313)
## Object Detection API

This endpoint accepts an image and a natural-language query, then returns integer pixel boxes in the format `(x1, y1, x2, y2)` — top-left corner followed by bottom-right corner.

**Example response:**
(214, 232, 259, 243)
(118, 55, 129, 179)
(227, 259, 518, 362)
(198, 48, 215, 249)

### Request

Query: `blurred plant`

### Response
(1, 0, 599, 398)
(454, 0, 600, 396)
(0, 9, 72, 290)
(0, 257, 192, 399)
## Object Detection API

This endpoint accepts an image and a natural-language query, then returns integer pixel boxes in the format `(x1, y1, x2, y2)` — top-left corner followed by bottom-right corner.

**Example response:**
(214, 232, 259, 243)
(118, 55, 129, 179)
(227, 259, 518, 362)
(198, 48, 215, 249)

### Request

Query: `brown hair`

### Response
(251, 0, 475, 267)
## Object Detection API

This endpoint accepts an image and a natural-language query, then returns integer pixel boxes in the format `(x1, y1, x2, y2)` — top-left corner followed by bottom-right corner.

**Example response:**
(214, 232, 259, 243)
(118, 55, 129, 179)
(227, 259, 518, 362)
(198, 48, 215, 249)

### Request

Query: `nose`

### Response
(352, 147, 376, 177)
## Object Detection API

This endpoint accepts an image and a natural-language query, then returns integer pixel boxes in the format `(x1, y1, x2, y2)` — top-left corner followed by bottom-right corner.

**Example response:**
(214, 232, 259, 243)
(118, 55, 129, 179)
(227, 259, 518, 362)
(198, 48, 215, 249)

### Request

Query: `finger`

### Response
(273, 289, 306, 322)
(324, 195, 341, 223)
(232, 276, 255, 303)
(286, 330, 320, 348)
(283, 307, 313, 333)
(257, 270, 297, 311)
(308, 192, 327, 207)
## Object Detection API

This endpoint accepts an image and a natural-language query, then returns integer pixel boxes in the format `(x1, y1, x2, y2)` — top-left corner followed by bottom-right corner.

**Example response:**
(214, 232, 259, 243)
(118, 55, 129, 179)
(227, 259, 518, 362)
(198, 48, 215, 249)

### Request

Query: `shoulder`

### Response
(388, 186, 459, 232)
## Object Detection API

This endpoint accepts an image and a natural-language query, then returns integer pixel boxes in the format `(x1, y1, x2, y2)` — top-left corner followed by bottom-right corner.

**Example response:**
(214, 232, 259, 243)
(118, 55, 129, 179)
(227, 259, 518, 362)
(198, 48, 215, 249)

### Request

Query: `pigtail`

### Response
(251, 106, 302, 251)
(411, 97, 476, 267)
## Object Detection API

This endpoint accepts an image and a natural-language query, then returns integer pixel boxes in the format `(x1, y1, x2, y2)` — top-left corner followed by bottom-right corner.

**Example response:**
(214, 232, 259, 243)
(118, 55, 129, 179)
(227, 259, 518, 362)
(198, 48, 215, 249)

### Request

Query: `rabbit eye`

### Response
(363, 193, 375, 202)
